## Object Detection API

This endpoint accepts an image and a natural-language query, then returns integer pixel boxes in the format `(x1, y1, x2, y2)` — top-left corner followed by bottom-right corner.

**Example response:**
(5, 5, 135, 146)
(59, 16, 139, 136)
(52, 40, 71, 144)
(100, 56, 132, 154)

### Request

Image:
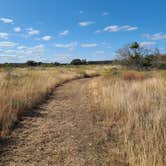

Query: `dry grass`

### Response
(88, 70, 166, 165)
(0, 67, 78, 136)
(0, 65, 115, 136)
(0, 66, 112, 137)
(122, 70, 149, 81)
(1, 65, 165, 165)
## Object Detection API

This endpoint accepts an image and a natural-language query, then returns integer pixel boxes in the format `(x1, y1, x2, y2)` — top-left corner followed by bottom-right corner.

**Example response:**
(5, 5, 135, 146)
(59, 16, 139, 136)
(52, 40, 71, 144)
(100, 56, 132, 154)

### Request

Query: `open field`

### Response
(0, 65, 113, 136)
(88, 70, 166, 165)
(0, 66, 165, 165)
(0, 0, 165, 165)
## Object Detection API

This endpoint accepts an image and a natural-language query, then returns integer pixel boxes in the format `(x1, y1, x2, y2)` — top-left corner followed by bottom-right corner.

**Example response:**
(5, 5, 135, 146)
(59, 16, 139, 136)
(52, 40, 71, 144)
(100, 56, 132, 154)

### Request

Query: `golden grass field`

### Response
(0, 65, 107, 136)
(0, 66, 165, 165)
(88, 69, 166, 165)
(0, 65, 118, 136)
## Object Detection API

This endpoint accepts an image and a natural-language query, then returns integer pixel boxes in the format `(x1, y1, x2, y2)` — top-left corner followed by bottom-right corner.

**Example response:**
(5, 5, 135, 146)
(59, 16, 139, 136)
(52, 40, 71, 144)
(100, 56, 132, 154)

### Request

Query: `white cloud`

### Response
(81, 43, 98, 48)
(140, 41, 156, 47)
(104, 25, 138, 32)
(0, 41, 18, 48)
(25, 44, 44, 56)
(0, 32, 9, 39)
(104, 25, 118, 32)
(78, 21, 95, 27)
(95, 50, 105, 54)
(14, 27, 21, 32)
(125, 26, 138, 31)
(27, 28, 40, 36)
(0, 17, 13, 24)
(102, 12, 109, 16)
(17, 45, 27, 50)
(104, 25, 119, 32)
(42, 35, 52, 41)
(0, 44, 45, 62)
(2, 50, 18, 54)
(55, 42, 78, 50)
(143, 33, 166, 40)
(59, 30, 69, 36)
(16, 44, 44, 55)
(94, 30, 101, 34)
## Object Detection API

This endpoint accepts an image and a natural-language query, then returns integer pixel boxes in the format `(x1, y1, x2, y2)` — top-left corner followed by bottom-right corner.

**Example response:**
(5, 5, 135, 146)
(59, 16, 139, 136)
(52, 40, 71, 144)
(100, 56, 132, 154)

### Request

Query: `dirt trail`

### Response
(0, 78, 109, 166)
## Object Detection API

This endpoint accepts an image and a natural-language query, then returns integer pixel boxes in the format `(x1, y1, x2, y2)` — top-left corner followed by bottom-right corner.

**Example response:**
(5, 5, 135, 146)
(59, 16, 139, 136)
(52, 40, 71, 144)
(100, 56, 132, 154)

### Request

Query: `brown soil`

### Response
(0, 78, 125, 166)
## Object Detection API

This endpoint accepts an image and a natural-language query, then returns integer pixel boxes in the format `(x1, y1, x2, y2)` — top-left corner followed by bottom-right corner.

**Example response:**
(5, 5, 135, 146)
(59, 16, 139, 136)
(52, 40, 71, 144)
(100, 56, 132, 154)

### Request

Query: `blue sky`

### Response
(0, 0, 165, 63)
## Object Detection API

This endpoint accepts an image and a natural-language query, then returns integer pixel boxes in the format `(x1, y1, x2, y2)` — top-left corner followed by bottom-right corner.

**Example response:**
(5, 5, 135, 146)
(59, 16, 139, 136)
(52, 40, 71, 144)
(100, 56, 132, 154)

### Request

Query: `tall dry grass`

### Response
(0, 68, 80, 136)
(0, 65, 114, 137)
(0, 67, 92, 136)
(88, 71, 166, 165)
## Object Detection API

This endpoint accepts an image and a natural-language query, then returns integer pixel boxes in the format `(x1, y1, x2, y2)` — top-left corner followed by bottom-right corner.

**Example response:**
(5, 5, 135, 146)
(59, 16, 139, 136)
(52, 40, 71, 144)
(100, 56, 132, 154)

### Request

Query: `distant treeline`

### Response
(0, 59, 114, 67)
(0, 55, 166, 69)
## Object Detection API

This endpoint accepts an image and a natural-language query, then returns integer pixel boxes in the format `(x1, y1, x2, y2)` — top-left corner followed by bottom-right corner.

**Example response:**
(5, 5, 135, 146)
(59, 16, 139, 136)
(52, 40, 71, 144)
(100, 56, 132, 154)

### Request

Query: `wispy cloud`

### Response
(81, 43, 97, 48)
(55, 42, 78, 50)
(78, 21, 95, 27)
(104, 25, 138, 32)
(0, 44, 45, 62)
(0, 32, 9, 39)
(0, 41, 18, 48)
(143, 33, 166, 40)
(140, 41, 156, 47)
(95, 50, 105, 54)
(24, 44, 44, 56)
(42, 35, 52, 41)
(27, 28, 40, 36)
(13, 27, 21, 32)
(102, 12, 109, 16)
(17, 45, 27, 50)
(16, 44, 44, 54)
(101, 42, 112, 48)
(94, 30, 101, 34)
(79, 10, 84, 14)
(0, 17, 13, 24)
(158, 47, 166, 52)
(59, 30, 69, 36)
(51, 54, 81, 63)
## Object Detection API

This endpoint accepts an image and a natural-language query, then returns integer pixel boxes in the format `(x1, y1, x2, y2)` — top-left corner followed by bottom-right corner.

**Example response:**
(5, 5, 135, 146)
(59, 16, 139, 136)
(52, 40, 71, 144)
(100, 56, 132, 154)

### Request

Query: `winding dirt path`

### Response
(0, 78, 125, 166)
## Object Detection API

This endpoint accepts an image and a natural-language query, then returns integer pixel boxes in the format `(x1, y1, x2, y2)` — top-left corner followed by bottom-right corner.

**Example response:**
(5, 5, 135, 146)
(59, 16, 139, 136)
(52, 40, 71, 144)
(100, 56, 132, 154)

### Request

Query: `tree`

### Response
(116, 42, 157, 69)
(116, 44, 132, 65)
(130, 42, 139, 56)
(130, 42, 143, 68)
(81, 59, 87, 64)
(70, 59, 87, 65)
(26, 60, 37, 66)
(54, 62, 60, 66)
(142, 55, 155, 67)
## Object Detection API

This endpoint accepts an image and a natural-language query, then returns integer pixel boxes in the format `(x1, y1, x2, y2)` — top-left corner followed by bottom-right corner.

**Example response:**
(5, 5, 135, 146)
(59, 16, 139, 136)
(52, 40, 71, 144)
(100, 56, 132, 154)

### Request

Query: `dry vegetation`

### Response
(88, 70, 166, 165)
(0, 65, 109, 137)
(0, 65, 165, 165)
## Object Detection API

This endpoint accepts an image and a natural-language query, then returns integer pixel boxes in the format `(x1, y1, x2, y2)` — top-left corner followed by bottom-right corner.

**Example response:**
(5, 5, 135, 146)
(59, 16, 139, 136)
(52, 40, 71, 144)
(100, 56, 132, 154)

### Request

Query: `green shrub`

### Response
(158, 63, 166, 69)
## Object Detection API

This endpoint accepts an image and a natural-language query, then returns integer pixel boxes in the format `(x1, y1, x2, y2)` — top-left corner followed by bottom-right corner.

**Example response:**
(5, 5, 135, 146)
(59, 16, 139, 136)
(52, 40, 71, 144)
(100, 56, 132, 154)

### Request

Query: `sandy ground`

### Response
(0, 78, 125, 166)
